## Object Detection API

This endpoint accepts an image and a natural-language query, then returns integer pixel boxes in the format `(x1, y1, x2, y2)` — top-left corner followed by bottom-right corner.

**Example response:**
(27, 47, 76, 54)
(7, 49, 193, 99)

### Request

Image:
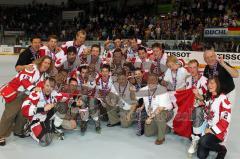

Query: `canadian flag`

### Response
(170, 88, 195, 138)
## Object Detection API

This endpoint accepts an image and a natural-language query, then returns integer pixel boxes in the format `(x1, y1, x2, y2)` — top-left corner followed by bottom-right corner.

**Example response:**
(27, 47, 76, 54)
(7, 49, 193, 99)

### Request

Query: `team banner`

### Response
(204, 27, 240, 37)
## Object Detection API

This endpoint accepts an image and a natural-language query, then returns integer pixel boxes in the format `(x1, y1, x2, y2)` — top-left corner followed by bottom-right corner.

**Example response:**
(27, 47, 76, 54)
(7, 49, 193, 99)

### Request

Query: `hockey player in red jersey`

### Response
(61, 30, 87, 57)
(0, 56, 53, 146)
(21, 78, 69, 146)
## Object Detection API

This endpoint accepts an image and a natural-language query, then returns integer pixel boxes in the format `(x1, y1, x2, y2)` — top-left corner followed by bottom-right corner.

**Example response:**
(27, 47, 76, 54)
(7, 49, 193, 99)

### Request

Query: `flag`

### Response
(172, 88, 195, 138)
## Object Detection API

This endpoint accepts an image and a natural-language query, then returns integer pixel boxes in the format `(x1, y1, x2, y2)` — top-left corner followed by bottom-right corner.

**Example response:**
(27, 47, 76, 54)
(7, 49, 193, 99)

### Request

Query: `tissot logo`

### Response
(217, 53, 240, 60)
(165, 51, 191, 58)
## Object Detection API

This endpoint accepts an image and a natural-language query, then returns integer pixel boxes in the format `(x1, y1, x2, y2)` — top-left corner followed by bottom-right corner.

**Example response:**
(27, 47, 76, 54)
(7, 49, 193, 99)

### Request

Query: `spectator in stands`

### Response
(1, 0, 240, 50)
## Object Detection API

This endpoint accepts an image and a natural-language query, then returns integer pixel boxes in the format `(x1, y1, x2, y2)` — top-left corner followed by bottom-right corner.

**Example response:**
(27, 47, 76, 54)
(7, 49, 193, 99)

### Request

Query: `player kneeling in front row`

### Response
(71, 95, 101, 135)
(21, 78, 69, 146)
(197, 77, 231, 159)
(60, 77, 101, 135)
(105, 71, 137, 128)
(136, 73, 174, 145)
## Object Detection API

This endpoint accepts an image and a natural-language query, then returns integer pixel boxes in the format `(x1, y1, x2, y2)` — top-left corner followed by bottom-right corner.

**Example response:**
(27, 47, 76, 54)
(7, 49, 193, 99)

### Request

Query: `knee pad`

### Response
(54, 115, 63, 127)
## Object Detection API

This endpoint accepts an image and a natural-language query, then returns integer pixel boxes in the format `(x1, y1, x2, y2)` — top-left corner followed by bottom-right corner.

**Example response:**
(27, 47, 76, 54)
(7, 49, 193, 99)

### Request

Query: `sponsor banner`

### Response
(215, 52, 240, 69)
(165, 50, 240, 69)
(204, 27, 240, 37)
(13, 46, 27, 54)
(165, 50, 204, 67)
(4, 31, 25, 36)
(204, 28, 227, 37)
(62, 10, 85, 20)
(147, 40, 193, 47)
(0, 46, 14, 54)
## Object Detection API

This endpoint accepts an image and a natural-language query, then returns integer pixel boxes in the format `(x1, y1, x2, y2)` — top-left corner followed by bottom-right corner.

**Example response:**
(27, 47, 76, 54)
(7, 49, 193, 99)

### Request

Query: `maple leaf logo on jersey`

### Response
(204, 106, 215, 121)
(55, 59, 61, 65)
(224, 99, 231, 105)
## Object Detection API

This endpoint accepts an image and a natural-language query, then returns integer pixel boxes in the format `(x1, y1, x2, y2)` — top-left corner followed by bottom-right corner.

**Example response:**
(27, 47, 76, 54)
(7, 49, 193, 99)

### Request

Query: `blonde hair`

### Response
(34, 56, 54, 73)
(166, 55, 178, 65)
(188, 59, 199, 66)
(76, 29, 87, 37)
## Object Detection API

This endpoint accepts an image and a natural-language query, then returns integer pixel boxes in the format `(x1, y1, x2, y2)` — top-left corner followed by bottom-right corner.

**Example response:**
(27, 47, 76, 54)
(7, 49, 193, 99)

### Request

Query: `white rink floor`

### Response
(0, 56, 239, 159)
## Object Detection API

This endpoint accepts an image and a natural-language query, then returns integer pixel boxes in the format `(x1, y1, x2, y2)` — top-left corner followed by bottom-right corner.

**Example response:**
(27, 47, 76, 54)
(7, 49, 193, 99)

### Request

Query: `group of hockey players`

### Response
(0, 30, 239, 159)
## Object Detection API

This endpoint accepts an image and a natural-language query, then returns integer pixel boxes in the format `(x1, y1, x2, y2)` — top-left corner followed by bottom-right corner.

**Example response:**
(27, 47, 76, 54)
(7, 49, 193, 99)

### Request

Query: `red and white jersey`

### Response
(126, 47, 138, 62)
(55, 55, 66, 68)
(1, 64, 47, 103)
(96, 75, 114, 97)
(100, 49, 113, 64)
(39, 45, 65, 62)
(69, 69, 97, 97)
(22, 90, 69, 121)
(55, 56, 80, 73)
(152, 53, 168, 65)
(9, 64, 47, 92)
(134, 58, 152, 73)
(79, 78, 96, 97)
(61, 41, 86, 57)
(205, 94, 231, 141)
(186, 75, 208, 94)
(150, 53, 168, 76)
(186, 75, 208, 107)
(146, 48, 153, 58)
